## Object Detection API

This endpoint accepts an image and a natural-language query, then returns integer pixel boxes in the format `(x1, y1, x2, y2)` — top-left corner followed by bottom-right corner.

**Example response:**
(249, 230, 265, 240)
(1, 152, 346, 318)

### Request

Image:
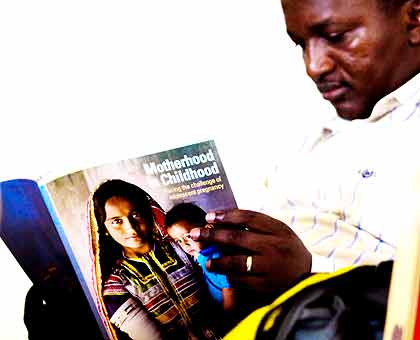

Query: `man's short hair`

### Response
(377, 0, 408, 15)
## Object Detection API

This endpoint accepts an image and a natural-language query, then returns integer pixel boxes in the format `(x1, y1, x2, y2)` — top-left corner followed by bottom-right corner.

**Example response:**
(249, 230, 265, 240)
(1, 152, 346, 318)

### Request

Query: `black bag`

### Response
(225, 261, 392, 340)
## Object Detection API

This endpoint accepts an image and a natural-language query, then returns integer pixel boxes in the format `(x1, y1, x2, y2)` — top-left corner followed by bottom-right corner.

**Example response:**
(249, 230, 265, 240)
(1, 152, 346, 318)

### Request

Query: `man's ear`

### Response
(405, 0, 420, 45)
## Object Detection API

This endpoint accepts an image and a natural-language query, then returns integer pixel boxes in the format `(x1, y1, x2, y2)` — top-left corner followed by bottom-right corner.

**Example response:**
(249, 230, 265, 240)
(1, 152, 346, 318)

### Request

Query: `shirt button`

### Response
(360, 169, 375, 178)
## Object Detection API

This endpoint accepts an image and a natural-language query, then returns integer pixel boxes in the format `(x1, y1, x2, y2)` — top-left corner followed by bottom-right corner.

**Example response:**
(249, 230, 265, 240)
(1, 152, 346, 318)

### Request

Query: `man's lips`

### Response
(317, 82, 349, 102)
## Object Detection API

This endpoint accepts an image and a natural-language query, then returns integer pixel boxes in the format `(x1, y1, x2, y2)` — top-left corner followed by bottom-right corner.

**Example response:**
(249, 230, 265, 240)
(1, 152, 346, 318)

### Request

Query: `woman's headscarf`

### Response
(87, 179, 166, 339)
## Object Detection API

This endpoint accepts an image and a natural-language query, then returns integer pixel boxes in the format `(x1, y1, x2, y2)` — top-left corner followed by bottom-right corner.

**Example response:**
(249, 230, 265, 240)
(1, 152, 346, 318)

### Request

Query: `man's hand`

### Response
(190, 209, 312, 298)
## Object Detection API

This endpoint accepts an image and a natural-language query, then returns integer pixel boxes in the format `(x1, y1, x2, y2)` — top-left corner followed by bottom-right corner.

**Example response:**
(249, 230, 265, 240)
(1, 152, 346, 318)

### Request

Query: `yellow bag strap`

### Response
(224, 265, 357, 340)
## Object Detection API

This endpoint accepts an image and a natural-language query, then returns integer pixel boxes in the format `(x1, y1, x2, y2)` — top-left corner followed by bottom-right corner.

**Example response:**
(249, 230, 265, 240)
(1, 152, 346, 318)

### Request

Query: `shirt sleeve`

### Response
(310, 253, 335, 273)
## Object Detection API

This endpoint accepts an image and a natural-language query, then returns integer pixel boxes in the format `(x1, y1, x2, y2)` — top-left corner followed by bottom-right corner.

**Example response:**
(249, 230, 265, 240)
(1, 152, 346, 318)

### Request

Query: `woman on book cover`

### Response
(88, 179, 220, 340)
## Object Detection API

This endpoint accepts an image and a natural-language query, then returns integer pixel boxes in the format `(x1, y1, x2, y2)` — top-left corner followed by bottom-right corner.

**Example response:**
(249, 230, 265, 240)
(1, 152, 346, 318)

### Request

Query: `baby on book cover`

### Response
(41, 140, 239, 340)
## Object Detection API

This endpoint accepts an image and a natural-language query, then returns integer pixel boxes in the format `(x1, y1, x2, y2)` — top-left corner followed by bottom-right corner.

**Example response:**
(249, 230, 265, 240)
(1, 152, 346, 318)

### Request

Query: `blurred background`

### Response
(0, 0, 334, 338)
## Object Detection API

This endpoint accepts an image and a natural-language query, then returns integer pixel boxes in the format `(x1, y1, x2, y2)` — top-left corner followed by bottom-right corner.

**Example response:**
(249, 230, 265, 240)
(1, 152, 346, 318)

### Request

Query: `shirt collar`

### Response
(391, 72, 420, 105)
(322, 72, 420, 135)
(367, 72, 420, 123)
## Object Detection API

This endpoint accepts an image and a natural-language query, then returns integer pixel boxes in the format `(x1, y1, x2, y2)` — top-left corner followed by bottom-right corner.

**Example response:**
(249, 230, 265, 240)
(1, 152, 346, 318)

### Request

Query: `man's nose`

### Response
(304, 40, 334, 81)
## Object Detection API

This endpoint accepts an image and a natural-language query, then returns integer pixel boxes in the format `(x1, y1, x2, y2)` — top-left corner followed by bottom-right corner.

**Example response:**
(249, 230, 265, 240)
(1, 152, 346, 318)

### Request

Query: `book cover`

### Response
(36, 140, 236, 339)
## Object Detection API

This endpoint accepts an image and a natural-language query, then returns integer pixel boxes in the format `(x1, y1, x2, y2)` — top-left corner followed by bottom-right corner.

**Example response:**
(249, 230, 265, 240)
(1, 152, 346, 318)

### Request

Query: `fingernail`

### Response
(206, 211, 225, 223)
(189, 228, 201, 240)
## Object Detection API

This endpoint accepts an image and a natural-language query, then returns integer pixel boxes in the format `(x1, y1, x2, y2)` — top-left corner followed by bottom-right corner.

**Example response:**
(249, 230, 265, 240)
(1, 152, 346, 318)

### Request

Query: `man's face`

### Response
(282, 0, 410, 120)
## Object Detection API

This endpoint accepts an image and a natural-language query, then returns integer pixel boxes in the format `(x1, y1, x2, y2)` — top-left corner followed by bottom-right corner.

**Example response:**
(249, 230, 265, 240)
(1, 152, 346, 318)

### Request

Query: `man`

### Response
(190, 0, 420, 301)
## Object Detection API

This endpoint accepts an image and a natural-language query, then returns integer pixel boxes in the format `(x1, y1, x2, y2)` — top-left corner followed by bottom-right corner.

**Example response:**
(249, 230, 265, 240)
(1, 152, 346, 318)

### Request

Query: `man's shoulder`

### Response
(299, 117, 352, 153)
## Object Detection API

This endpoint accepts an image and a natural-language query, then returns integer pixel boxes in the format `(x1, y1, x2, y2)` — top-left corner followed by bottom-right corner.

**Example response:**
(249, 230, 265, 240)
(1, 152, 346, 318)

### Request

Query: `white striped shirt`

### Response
(263, 73, 420, 272)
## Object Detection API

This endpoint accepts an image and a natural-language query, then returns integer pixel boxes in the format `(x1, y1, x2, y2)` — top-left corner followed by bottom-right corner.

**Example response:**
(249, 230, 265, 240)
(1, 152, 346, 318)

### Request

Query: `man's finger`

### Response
(227, 275, 286, 301)
(206, 209, 287, 234)
(206, 254, 268, 275)
(189, 227, 271, 252)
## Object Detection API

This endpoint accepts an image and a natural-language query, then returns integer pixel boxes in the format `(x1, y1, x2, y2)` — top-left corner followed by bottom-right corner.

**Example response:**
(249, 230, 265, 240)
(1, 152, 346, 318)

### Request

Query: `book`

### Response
(0, 140, 237, 339)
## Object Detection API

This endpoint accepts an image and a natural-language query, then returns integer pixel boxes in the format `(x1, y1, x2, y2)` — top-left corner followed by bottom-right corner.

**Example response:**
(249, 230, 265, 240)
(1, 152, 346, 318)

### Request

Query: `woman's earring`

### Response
(104, 231, 110, 237)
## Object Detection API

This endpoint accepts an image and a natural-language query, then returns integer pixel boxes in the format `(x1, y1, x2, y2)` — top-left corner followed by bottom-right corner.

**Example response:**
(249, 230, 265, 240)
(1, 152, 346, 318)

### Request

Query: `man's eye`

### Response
(325, 32, 346, 43)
